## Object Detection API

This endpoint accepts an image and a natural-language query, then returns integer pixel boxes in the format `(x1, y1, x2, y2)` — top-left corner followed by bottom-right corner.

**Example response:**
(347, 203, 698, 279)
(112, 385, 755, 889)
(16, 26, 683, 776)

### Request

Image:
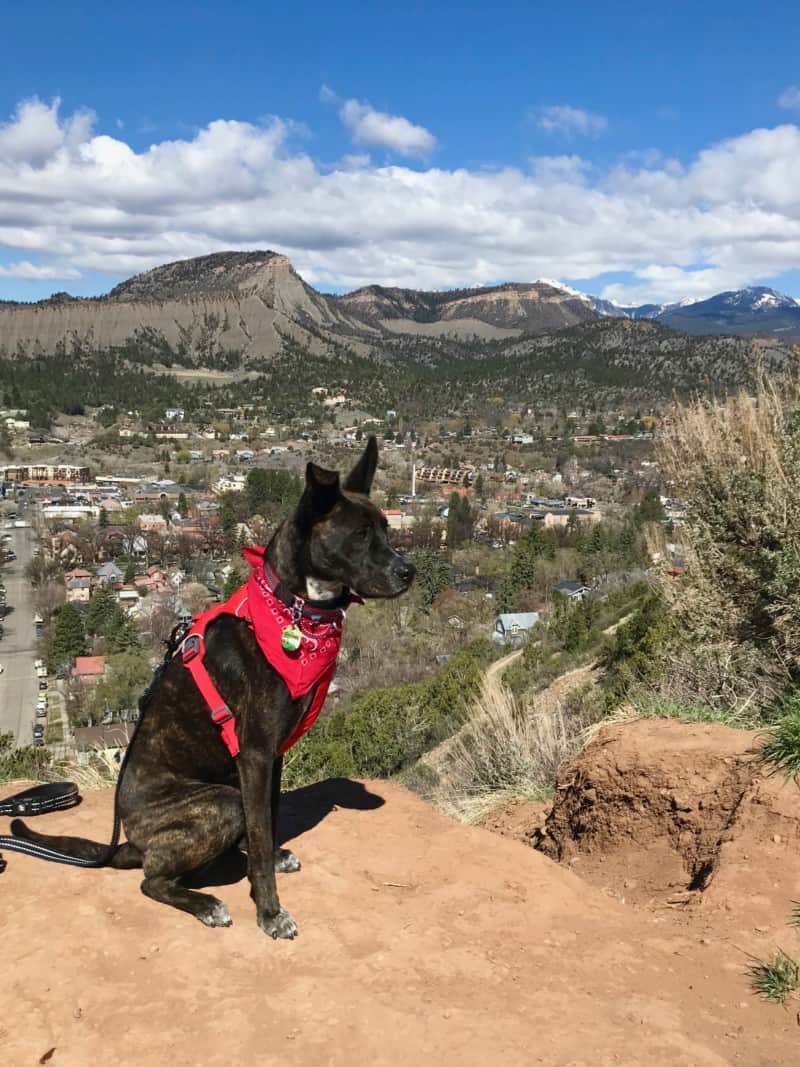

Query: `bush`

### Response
(0, 731, 52, 785)
(757, 696, 800, 780)
(282, 641, 492, 789)
(656, 369, 800, 706)
(414, 674, 596, 822)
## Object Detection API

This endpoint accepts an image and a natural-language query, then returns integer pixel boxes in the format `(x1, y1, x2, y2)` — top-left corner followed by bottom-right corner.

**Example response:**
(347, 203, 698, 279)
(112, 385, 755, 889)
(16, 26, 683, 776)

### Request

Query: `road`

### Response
(0, 522, 39, 747)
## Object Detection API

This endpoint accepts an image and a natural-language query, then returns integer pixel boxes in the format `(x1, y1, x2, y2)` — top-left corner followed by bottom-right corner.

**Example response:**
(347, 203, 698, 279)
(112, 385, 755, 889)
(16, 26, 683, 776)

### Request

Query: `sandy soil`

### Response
(1, 764, 796, 1066)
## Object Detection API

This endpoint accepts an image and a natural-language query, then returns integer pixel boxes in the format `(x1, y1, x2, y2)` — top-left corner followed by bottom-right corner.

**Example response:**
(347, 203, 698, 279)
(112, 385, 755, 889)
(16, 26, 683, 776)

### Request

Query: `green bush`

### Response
(282, 641, 492, 789)
(0, 731, 52, 785)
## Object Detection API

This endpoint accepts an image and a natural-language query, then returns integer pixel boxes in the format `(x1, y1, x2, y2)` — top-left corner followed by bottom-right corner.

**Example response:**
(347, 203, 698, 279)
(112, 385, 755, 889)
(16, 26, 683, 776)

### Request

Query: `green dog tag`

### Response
(281, 624, 303, 652)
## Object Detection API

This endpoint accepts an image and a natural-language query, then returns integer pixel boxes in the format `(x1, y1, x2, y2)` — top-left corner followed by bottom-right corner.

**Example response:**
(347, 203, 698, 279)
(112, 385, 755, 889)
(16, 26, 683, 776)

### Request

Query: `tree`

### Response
(85, 583, 118, 636)
(446, 494, 474, 550)
(106, 609, 142, 653)
(48, 602, 87, 670)
(177, 491, 189, 518)
(223, 560, 245, 599)
(474, 474, 486, 505)
(98, 506, 109, 528)
(123, 559, 137, 584)
(412, 551, 452, 611)
(635, 488, 666, 526)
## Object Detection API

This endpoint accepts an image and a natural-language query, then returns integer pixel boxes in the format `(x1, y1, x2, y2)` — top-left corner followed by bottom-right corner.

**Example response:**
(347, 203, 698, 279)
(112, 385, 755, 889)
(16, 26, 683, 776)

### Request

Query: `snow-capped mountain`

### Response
(544, 283, 800, 338)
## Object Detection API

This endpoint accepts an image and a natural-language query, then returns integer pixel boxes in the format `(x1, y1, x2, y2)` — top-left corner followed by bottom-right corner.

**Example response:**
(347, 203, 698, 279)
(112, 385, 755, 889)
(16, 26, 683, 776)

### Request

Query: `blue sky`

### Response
(1, 0, 799, 304)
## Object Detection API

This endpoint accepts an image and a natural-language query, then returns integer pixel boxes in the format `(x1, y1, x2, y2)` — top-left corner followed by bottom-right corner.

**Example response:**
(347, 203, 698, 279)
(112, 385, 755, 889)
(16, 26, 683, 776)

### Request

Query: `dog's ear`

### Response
(302, 462, 340, 519)
(343, 435, 378, 495)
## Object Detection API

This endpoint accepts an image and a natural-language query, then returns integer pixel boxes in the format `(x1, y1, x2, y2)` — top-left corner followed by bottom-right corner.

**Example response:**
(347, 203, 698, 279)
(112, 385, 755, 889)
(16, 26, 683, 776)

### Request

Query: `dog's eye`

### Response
(354, 527, 371, 542)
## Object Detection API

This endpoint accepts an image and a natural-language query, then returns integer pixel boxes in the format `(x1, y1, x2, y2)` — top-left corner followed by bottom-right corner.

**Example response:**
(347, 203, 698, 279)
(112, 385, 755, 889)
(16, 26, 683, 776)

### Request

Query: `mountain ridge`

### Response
(1, 252, 798, 369)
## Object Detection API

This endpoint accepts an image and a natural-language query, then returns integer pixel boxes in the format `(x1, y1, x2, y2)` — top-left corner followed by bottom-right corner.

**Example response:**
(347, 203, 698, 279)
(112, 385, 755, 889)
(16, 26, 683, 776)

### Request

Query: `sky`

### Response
(1, 0, 800, 305)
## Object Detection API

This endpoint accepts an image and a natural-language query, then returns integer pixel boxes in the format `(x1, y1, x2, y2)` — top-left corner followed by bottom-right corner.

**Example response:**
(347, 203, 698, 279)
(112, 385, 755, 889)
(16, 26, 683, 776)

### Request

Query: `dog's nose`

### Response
(394, 559, 416, 584)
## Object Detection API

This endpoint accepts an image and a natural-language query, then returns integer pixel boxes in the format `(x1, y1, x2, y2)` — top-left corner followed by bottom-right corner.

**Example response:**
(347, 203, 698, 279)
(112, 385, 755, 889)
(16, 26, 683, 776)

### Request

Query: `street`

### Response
(0, 522, 39, 747)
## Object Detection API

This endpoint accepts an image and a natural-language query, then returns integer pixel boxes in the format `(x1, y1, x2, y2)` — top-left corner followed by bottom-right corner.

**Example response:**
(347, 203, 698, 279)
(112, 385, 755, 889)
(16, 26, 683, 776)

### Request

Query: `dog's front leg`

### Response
(238, 750, 298, 940)
(272, 755, 301, 873)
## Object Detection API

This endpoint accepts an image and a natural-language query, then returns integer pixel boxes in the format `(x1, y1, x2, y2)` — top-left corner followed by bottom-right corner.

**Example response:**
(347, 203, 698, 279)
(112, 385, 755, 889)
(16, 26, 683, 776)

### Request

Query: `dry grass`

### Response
(653, 364, 800, 707)
(419, 670, 595, 822)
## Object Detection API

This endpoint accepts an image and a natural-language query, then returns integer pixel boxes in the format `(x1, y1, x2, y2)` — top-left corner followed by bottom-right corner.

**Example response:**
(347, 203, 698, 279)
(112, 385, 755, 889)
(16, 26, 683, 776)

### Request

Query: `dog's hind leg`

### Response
(136, 784, 244, 927)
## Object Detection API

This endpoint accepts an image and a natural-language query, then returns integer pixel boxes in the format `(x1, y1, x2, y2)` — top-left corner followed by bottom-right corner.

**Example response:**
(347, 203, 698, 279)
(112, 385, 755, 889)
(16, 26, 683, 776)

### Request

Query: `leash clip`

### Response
(181, 633, 202, 663)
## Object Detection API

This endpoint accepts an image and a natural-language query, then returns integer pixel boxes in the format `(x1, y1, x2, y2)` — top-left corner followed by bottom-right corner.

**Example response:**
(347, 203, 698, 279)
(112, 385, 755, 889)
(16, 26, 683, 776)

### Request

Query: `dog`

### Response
(12, 437, 415, 939)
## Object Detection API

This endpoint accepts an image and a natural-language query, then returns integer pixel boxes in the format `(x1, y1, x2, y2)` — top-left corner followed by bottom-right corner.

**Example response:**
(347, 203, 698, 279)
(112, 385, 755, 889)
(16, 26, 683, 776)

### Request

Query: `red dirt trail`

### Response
(1, 764, 796, 1066)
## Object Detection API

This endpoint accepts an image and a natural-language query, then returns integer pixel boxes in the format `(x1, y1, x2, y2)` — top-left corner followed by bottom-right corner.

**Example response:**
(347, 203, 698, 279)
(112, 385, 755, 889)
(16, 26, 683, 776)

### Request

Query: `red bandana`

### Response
(181, 545, 357, 756)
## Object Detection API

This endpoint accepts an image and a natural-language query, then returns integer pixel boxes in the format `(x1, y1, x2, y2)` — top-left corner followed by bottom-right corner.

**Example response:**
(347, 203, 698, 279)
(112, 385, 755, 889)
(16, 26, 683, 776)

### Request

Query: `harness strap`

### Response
(181, 632, 240, 759)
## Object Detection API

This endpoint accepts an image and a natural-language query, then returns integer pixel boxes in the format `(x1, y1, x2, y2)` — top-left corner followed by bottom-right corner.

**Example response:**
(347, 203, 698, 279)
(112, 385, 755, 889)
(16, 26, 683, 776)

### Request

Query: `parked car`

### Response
(35, 705, 47, 718)
(32, 723, 44, 738)
(38, 679, 47, 691)
(34, 658, 44, 670)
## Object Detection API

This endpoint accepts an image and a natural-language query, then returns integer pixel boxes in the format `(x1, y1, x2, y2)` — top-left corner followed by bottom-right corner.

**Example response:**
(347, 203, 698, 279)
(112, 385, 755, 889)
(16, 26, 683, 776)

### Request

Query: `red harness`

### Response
(180, 546, 359, 758)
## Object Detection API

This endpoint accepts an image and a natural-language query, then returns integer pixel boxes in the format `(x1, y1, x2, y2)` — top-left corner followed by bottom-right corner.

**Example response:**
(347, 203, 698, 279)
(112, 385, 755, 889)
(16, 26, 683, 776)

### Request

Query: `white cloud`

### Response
(536, 105, 608, 138)
(0, 98, 799, 302)
(338, 98, 436, 156)
(778, 86, 800, 111)
(0, 260, 81, 280)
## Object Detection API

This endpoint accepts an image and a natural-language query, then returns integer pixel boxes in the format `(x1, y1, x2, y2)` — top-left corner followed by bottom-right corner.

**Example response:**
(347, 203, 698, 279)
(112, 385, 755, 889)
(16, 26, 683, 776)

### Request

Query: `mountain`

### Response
(576, 286, 800, 337)
(1, 253, 799, 371)
(654, 287, 800, 337)
(337, 280, 595, 338)
(0, 251, 381, 364)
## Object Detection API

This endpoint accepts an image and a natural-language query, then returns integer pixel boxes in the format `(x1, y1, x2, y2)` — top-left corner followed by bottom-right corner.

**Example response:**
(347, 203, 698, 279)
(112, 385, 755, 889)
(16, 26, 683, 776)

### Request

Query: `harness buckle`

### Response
(211, 704, 233, 725)
(182, 633, 202, 663)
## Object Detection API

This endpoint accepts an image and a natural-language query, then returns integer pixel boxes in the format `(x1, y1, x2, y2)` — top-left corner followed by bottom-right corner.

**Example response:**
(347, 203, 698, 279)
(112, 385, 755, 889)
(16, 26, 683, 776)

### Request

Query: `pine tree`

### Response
(106, 609, 142, 653)
(85, 583, 118, 636)
(177, 492, 189, 518)
(123, 559, 137, 584)
(48, 603, 87, 670)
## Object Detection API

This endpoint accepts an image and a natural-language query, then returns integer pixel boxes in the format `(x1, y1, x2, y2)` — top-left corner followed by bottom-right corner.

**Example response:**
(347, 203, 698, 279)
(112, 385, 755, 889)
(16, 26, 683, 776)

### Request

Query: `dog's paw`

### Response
(258, 906, 298, 940)
(274, 848, 301, 874)
(198, 900, 233, 928)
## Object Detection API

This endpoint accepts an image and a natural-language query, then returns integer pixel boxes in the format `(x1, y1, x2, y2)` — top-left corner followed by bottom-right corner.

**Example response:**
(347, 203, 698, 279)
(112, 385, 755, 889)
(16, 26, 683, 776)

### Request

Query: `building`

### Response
(71, 655, 106, 682)
(0, 464, 90, 484)
(493, 612, 540, 645)
(382, 509, 416, 530)
(64, 568, 93, 603)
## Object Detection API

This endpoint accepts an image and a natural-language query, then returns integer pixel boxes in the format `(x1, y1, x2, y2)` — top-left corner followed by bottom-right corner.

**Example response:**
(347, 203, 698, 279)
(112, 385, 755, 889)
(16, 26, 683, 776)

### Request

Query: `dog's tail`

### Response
(8, 819, 142, 869)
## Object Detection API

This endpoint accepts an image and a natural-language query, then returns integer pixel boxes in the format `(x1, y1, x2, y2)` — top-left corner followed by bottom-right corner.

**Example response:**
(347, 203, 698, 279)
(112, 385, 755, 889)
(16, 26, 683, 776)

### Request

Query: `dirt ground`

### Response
(2, 751, 797, 1066)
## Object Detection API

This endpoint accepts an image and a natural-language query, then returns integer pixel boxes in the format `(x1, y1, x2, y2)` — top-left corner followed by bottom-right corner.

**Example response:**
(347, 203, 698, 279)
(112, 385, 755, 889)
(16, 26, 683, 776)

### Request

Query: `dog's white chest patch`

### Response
(306, 577, 343, 602)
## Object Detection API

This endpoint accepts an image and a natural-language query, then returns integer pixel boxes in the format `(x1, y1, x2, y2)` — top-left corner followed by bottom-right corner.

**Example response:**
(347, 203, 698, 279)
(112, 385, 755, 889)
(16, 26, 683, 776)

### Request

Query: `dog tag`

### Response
(281, 624, 303, 652)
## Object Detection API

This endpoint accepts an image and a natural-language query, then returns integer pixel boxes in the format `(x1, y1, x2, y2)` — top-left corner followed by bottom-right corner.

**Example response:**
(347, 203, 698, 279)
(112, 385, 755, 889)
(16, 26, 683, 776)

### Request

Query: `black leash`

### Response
(0, 622, 187, 874)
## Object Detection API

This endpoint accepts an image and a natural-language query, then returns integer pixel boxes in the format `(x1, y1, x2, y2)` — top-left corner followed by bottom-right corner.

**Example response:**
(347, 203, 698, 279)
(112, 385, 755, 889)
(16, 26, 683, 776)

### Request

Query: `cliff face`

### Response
(0, 258, 596, 360)
(337, 281, 596, 339)
(0, 252, 379, 361)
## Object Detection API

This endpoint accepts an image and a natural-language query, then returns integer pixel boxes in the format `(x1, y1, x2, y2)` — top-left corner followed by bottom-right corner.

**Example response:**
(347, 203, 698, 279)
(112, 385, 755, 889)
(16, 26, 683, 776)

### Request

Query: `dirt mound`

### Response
(534, 719, 800, 936)
(1, 773, 796, 1065)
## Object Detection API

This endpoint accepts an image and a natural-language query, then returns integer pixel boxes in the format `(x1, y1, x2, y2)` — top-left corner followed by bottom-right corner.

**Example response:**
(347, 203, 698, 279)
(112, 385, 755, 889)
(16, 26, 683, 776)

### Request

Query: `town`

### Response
(0, 395, 680, 763)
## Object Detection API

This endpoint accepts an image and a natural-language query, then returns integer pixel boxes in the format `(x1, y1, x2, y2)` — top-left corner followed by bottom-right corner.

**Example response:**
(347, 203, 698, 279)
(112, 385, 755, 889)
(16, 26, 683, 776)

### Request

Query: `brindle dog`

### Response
(12, 438, 414, 939)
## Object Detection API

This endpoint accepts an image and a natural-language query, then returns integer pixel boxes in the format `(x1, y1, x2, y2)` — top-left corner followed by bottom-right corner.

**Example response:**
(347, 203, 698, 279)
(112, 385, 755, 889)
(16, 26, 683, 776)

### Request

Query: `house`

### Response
(139, 513, 168, 532)
(117, 586, 142, 613)
(64, 567, 93, 603)
(95, 561, 124, 586)
(493, 612, 540, 645)
(382, 509, 415, 530)
(552, 580, 592, 601)
(71, 655, 106, 683)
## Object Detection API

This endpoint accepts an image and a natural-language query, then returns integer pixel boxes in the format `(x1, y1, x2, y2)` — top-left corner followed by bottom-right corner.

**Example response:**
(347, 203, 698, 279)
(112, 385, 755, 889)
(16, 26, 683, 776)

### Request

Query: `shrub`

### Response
(656, 369, 800, 706)
(282, 640, 492, 789)
(757, 697, 800, 780)
(418, 674, 596, 822)
(749, 952, 800, 1005)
